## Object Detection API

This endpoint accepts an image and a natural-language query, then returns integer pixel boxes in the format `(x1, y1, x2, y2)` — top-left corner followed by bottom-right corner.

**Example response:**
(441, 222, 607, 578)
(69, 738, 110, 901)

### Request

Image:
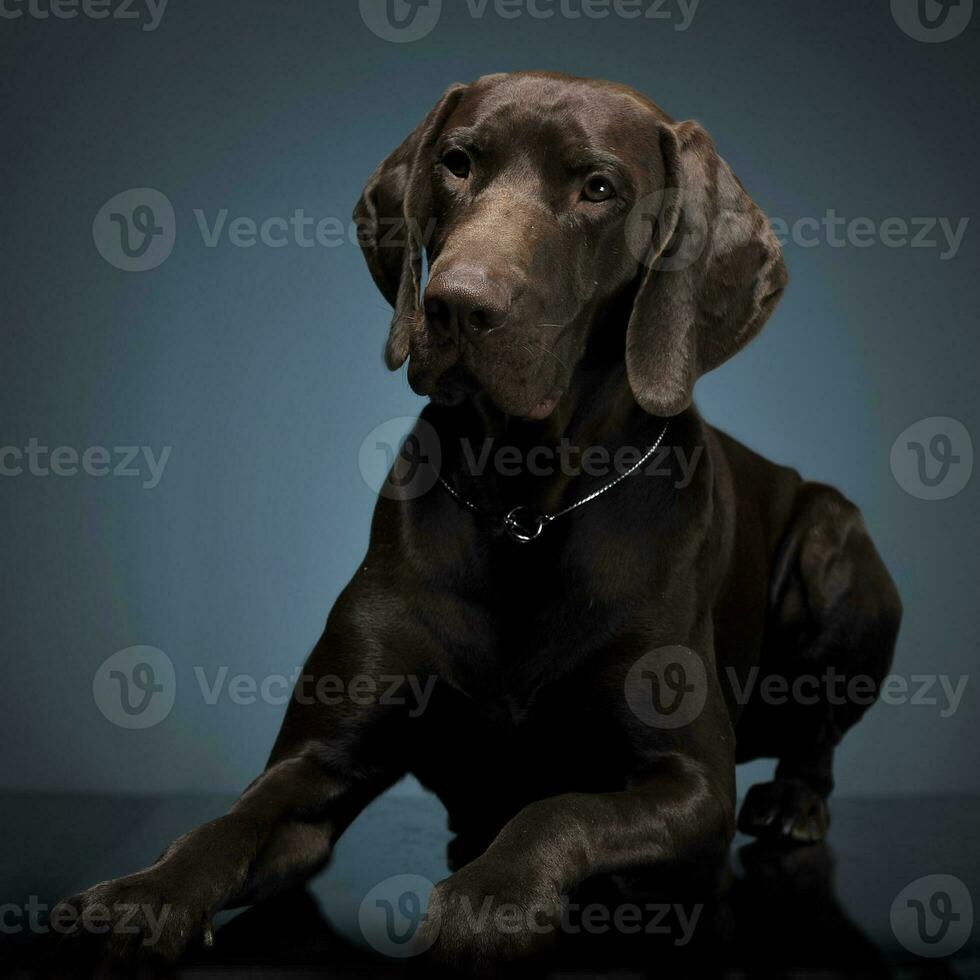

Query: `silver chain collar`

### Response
(437, 422, 670, 544)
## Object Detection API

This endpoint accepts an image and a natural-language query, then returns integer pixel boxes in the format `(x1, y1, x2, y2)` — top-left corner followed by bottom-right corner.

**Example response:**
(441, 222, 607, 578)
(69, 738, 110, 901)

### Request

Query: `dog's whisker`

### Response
(524, 338, 570, 372)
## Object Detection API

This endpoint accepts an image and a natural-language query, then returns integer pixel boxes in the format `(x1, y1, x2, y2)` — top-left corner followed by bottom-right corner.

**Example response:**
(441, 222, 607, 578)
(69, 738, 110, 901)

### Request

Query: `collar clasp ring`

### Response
(503, 506, 545, 544)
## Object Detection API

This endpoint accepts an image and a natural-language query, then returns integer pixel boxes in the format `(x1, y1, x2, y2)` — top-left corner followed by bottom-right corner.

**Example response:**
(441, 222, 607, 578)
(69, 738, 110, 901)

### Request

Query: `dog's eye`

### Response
(582, 176, 615, 202)
(442, 150, 471, 179)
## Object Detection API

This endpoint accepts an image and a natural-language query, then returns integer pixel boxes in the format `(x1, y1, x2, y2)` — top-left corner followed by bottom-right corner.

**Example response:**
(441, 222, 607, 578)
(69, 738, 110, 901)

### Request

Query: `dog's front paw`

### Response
(419, 863, 562, 975)
(48, 870, 212, 974)
(738, 778, 829, 843)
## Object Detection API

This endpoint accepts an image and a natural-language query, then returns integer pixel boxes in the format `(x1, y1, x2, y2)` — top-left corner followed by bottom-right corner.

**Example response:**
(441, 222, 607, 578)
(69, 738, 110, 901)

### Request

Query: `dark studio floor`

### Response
(2, 792, 977, 978)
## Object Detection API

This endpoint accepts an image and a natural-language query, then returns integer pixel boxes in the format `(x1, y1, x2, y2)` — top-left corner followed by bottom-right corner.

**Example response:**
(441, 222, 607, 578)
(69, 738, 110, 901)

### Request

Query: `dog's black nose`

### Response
(424, 267, 510, 340)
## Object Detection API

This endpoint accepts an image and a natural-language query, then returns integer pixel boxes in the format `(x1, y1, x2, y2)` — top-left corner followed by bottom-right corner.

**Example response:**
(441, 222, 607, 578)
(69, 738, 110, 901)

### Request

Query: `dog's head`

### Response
(355, 72, 787, 420)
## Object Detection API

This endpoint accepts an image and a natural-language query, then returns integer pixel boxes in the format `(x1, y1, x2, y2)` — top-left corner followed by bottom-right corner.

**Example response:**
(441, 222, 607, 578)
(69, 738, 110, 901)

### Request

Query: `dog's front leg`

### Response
(422, 743, 735, 971)
(53, 575, 417, 966)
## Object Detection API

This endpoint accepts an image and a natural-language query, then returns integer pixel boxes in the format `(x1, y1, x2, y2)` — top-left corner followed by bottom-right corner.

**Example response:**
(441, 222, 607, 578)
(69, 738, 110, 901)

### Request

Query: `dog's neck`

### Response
(428, 324, 672, 521)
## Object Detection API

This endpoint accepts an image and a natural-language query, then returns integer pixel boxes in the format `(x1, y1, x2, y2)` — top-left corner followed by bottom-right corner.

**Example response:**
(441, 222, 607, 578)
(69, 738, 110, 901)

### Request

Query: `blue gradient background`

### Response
(1, 0, 977, 803)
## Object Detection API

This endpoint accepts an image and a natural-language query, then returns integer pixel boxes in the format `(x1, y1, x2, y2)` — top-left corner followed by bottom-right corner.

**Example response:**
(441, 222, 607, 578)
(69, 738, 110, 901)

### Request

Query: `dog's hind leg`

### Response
(736, 483, 902, 842)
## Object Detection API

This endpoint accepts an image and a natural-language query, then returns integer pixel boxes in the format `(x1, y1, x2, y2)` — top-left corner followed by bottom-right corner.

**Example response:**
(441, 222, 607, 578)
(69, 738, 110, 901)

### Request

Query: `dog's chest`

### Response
(416, 645, 630, 804)
(428, 543, 629, 721)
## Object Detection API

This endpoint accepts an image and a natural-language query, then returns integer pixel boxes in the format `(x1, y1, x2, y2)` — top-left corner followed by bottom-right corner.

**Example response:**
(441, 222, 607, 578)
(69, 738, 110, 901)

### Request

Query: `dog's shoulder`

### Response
(707, 424, 800, 484)
(706, 423, 803, 544)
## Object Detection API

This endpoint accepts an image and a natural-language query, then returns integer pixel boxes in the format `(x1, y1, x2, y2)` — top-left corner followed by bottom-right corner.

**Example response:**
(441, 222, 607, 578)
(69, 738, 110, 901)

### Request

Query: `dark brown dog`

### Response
(55, 72, 901, 973)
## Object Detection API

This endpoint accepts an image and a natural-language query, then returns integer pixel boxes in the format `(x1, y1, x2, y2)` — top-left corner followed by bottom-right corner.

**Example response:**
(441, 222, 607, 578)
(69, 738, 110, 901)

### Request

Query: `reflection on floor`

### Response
(2, 792, 977, 977)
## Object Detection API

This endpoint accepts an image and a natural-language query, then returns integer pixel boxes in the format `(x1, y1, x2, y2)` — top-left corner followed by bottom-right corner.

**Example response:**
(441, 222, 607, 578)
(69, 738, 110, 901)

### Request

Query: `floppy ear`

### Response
(353, 84, 468, 370)
(625, 120, 788, 417)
